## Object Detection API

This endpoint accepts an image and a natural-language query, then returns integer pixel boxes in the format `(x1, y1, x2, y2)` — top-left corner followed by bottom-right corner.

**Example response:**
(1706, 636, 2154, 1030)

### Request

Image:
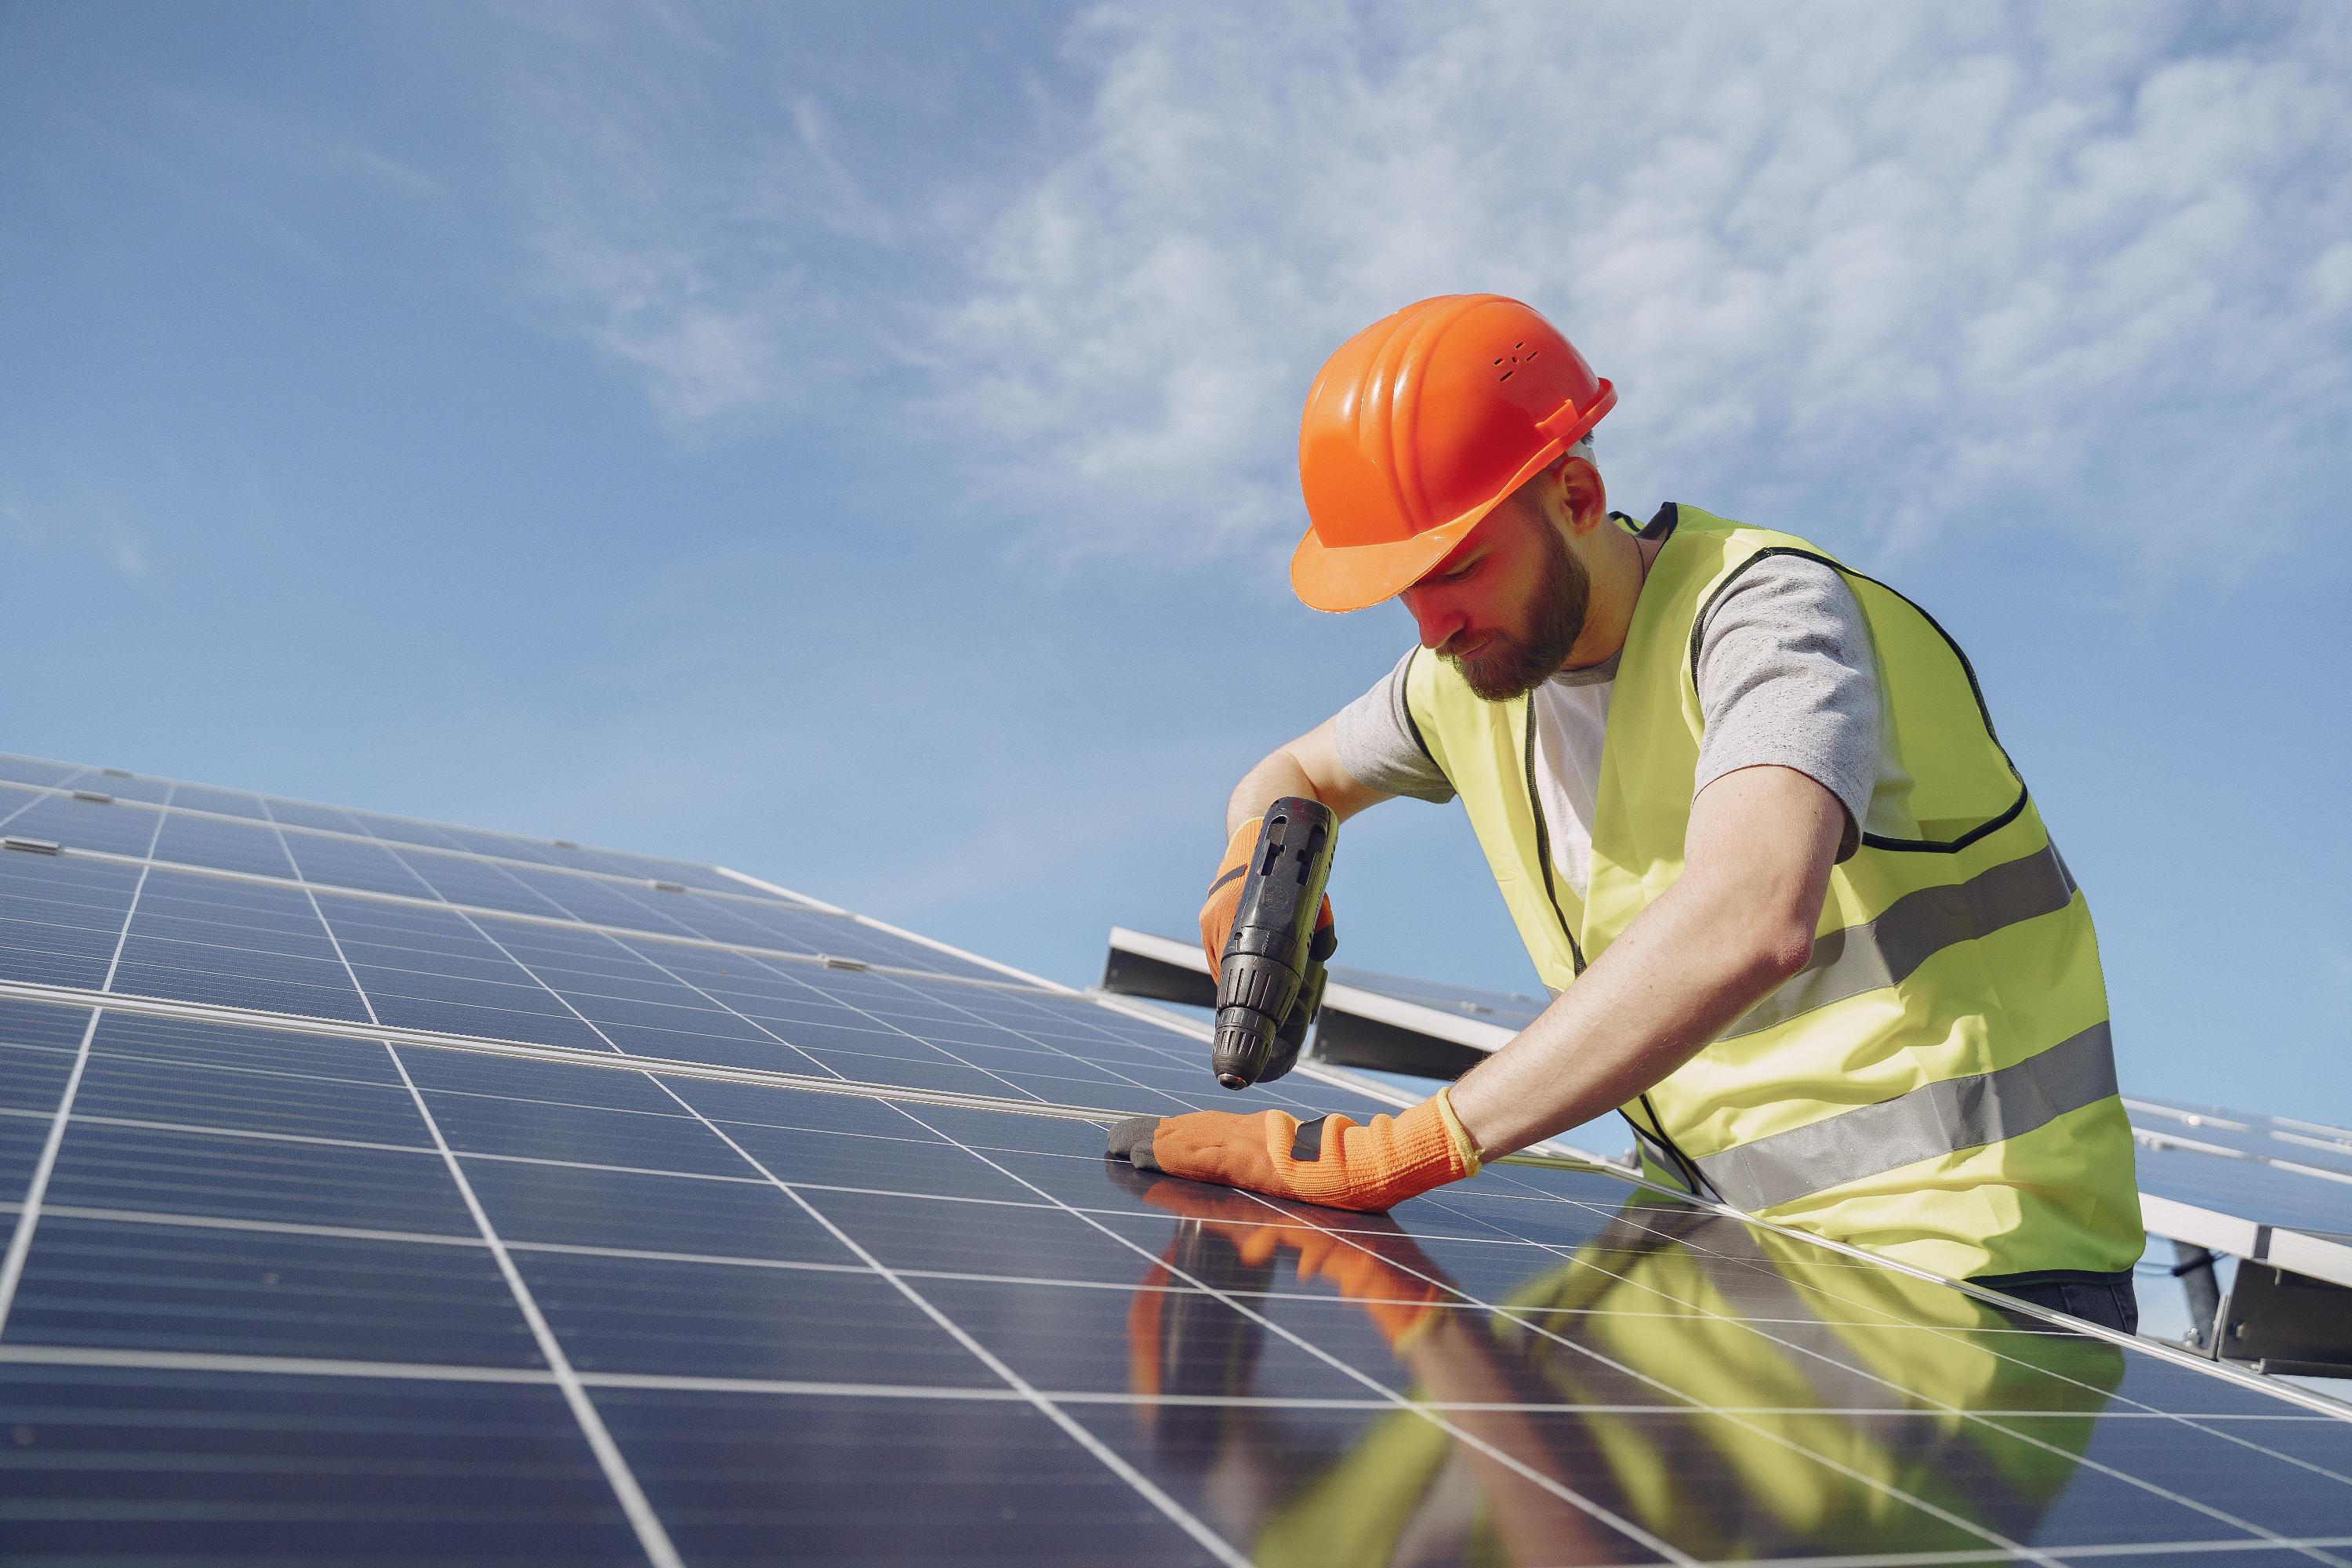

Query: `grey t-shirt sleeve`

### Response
(1332, 648, 1457, 804)
(1693, 554, 1880, 858)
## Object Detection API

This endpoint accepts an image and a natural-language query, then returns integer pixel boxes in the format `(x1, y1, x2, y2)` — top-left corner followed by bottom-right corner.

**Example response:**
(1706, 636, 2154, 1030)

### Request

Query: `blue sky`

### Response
(4, 1, 2347, 1124)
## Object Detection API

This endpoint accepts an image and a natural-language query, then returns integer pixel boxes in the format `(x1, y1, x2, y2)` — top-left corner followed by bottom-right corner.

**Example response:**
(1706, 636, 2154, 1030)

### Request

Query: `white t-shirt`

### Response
(1529, 660, 1617, 899)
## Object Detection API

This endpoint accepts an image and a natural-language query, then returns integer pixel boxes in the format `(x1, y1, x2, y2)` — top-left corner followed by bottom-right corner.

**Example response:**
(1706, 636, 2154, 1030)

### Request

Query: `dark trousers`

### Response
(1972, 1268, 2140, 1334)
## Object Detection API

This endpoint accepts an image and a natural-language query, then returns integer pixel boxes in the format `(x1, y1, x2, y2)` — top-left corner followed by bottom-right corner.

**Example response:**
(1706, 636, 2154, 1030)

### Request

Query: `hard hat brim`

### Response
(1288, 509, 1488, 614)
(1288, 414, 1599, 613)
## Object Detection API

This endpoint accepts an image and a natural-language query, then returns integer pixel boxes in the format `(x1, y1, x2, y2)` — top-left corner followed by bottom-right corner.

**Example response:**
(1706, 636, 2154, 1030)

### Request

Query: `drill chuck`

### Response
(1211, 797, 1337, 1090)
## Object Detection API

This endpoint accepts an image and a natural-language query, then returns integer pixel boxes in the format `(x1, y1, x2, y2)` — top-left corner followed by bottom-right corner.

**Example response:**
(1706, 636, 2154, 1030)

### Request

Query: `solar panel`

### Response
(1324, 962, 1549, 1029)
(1, 752, 2347, 1564)
(2122, 1095, 2352, 1377)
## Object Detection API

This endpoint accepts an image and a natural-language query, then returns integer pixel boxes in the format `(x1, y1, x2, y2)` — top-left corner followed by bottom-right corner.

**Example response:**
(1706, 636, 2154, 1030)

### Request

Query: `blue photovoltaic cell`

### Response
(0, 1365, 646, 1565)
(0, 850, 139, 990)
(387, 845, 575, 918)
(162, 784, 270, 820)
(111, 870, 368, 1022)
(0, 757, 2347, 1564)
(0, 795, 160, 858)
(148, 812, 298, 880)
(278, 829, 442, 898)
(7, 1217, 540, 1367)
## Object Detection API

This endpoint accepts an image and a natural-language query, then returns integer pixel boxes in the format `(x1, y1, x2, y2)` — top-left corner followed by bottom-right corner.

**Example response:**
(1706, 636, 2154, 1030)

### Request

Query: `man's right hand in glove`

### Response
(1200, 813, 1336, 981)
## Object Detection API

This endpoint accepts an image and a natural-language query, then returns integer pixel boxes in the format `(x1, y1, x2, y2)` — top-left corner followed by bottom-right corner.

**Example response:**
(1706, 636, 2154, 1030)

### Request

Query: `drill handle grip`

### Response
(1212, 797, 1338, 1089)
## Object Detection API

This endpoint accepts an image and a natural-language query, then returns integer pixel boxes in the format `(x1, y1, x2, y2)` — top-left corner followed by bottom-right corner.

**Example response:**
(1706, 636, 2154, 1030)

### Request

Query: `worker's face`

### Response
(1400, 494, 1588, 702)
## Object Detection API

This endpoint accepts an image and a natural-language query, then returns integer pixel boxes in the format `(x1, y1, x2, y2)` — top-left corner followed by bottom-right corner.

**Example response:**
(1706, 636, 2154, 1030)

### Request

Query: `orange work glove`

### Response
(1106, 1089, 1481, 1212)
(1199, 817, 1335, 982)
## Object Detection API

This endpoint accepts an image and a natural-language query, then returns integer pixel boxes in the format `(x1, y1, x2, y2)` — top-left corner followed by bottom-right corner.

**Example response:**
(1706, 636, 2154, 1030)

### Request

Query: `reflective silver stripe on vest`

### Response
(1694, 1020, 2118, 1211)
(1722, 844, 2076, 1042)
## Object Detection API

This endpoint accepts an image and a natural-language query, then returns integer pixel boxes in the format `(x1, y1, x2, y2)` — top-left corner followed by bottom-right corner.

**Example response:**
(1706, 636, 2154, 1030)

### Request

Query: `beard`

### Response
(1445, 523, 1589, 701)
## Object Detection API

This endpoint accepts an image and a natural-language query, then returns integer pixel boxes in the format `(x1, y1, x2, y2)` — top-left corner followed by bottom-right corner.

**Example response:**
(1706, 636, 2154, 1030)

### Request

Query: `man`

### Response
(1108, 293, 2143, 1328)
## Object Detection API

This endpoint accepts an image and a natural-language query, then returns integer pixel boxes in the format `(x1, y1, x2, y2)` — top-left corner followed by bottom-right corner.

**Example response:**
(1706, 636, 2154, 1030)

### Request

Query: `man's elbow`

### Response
(1744, 914, 1817, 991)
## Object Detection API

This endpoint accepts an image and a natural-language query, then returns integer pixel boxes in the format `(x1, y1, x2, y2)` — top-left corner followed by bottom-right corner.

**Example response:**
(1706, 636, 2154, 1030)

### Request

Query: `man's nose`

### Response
(1403, 590, 1464, 651)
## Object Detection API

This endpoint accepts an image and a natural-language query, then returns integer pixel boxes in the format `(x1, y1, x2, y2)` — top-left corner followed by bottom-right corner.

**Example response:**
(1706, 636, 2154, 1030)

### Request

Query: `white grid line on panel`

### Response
(437, 906, 646, 1061)
(717, 953, 1367, 1130)
(282, 866, 683, 1568)
(1740, 1543, 2352, 1568)
(38, 839, 1056, 998)
(0, 1087, 1644, 1235)
(0, 753, 743, 896)
(5, 769, 852, 920)
(40, 1027, 1134, 1160)
(20, 1177, 2346, 1377)
(2, 1338, 2343, 1431)
(0, 781, 172, 1339)
(877, 1101, 1706, 1566)
(11, 1190, 2042, 1324)
(577, 928, 855, 1083)
(0, 978, 1138, 1122)
(695, 942, 1060, 1105)
(632, 1070, 1256, 1568)
(380, 1044, 684, 1568)
(25, 1203, 485, 1248)
(0, 1341, 564, 1385)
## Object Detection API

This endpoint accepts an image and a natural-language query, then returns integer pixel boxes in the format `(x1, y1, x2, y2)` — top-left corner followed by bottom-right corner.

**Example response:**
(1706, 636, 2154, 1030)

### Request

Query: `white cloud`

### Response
(489, 2, 2352, 568)
(933, 1, 2352, 568)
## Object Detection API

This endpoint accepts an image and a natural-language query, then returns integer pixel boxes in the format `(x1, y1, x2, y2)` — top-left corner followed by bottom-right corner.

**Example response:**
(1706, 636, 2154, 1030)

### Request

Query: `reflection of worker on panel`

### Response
(1110, 294, 2143, 1330)
(1119, 1172, 2122, 1563)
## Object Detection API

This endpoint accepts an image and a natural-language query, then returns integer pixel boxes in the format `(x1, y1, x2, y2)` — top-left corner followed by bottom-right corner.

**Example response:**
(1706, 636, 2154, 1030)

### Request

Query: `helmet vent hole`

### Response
(1498, 370, 1514, 382)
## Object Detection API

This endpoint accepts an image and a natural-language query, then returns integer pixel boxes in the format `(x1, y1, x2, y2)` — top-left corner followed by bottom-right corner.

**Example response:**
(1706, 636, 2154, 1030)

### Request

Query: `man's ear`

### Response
(1555, 452, 1609, 536)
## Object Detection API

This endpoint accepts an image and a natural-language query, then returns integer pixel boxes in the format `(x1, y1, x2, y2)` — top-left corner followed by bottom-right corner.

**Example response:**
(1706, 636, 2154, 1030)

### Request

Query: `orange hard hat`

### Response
(1290, 295, 1615, 612)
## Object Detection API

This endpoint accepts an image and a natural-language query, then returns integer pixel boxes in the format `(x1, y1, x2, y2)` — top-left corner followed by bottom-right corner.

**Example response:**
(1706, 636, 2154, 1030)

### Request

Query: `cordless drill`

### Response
(1210, 797, 1338, 1090)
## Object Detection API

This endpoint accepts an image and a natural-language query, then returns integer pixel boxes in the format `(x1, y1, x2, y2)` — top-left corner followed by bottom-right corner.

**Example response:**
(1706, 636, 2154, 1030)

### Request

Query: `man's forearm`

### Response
(1446, 879, 1804, 1156)
(1225, 750, 1324, 836)
(1447, 764, 1843, 1159)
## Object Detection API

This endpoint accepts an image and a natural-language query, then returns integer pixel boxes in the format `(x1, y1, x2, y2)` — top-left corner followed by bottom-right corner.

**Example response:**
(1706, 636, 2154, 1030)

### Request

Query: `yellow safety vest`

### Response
(1401, 505, 2143, 1279)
